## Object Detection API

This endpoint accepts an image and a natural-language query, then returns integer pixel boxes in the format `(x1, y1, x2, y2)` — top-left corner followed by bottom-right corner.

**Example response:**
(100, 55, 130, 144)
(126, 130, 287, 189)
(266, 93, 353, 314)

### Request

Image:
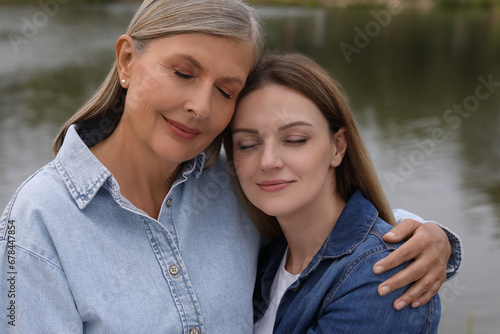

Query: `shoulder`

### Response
(316, 217, 440, 332)
(358, 216, 403, 256)
(323, 217, 406, 300)
(1, 160, 73, 245)
(2, 160, 70, 219)
(180, 154, 259, 234)
(199, 154, 231, 185)
(0, 160, 70, 269)
(190, 155, 237, 205)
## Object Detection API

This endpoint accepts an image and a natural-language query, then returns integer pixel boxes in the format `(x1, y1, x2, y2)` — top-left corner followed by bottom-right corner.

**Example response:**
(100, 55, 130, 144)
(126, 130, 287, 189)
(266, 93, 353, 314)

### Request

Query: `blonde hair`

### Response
(223, 53, 396, 238)
(53, 0, 264, 169)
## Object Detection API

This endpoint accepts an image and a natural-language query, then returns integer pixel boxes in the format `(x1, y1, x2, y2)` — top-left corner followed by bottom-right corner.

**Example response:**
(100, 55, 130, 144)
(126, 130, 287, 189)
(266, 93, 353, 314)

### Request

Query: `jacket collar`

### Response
(257, 190, 380, 302)
(55, 124, 205, 210)
(301, 190, 379, 276)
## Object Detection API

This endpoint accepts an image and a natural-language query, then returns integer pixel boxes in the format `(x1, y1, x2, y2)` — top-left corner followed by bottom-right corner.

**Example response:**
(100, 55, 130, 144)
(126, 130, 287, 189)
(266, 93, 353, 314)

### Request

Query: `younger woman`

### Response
(224, 53, 442, 333)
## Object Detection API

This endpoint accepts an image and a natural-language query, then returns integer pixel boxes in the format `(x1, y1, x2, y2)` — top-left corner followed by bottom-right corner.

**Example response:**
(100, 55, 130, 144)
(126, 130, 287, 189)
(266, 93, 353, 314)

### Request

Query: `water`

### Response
(1, 3, 499, 333)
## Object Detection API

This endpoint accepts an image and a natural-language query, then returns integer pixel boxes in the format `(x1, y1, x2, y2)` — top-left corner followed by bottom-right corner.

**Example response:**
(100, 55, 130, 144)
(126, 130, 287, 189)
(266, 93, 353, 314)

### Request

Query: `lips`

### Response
(257, 179, 294, 192)
(164, 117, 201, 140)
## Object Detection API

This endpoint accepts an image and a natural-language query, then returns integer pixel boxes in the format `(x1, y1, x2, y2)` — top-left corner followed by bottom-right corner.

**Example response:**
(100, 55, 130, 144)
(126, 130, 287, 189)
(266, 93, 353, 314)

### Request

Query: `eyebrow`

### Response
(278, 121, 313, 131)
(178, 54, 245, 86)
(231, 128, 258, 135)
(232, 121, 313, 134)
(179, 54, 202, 69)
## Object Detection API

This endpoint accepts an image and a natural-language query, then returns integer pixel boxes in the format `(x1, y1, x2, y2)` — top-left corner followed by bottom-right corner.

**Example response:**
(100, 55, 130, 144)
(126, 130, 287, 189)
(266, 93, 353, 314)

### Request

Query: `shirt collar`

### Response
(55, 124, 205, 209)
(181, 152, 205, 179)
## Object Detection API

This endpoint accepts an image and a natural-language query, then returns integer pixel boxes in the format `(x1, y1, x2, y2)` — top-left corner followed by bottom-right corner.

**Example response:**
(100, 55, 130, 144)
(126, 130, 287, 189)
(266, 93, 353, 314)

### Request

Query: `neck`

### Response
(279, 192, 346, 275)
(90, 122, 181, 220)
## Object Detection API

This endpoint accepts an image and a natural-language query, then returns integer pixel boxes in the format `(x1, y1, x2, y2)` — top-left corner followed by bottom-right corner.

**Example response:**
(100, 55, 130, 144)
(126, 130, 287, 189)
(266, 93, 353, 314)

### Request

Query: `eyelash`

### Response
(217, 87, 232, 100)
(237, 144, 257, 151)
(235, 138, 308, 151)
(285, 138, 307, 144)
(175, 71, 232, 100)
(174, 71, 193, 79)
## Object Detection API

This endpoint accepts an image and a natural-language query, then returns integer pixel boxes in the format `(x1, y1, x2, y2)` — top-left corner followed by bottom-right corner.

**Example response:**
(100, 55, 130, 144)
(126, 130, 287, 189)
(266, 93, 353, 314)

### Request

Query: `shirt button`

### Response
(189, 327, 199, 334)
(166, 198, 173, 207)
(169, 264, 179, 276)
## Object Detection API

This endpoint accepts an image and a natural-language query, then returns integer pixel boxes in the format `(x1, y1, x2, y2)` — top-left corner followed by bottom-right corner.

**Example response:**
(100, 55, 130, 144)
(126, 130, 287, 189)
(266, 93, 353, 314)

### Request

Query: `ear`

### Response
(115, 34, 135, 89)
(330, 127, 347, 168)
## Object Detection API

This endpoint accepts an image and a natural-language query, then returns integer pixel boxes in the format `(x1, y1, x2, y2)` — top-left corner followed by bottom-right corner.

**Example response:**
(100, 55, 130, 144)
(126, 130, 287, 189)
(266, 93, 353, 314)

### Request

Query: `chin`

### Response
(155, 145, 197, 164)
(257, 205, 290, 219)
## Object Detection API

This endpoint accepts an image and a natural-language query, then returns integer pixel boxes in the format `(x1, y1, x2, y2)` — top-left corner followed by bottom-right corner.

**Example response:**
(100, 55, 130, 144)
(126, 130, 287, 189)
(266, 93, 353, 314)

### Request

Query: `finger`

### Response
(393, 274, 444, 310)
(393, 274, 434, 310)
(383, 219, 422, 243)
(410, 279, 444, 308)
(377, 260, 426, 297)
(374, 240, 420, 274)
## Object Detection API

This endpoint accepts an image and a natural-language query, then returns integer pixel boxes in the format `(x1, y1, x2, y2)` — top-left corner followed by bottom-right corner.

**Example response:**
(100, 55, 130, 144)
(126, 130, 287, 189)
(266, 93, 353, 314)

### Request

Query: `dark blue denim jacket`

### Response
(254, 191, 441, 333)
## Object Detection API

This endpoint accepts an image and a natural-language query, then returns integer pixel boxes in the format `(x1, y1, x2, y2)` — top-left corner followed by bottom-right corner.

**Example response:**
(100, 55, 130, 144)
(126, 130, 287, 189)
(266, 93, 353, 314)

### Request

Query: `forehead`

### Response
(143, 33, 255, 76)
(234, 84, 327, 129)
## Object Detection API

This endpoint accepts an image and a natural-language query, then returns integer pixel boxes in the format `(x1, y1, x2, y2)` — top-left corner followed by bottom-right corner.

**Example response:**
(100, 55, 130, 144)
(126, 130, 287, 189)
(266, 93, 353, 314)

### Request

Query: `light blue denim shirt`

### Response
(0, 124, 260, 333)
(0, 124, 462, 333)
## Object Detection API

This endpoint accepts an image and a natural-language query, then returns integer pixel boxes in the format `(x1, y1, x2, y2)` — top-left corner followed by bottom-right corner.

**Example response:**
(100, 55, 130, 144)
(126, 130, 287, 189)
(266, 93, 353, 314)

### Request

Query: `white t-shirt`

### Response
(254, 248, 300, 334)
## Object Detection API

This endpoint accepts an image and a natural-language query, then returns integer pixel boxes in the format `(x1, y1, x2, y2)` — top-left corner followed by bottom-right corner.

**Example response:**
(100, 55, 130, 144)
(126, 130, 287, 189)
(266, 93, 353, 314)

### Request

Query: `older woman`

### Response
(0, 0, 460, 333)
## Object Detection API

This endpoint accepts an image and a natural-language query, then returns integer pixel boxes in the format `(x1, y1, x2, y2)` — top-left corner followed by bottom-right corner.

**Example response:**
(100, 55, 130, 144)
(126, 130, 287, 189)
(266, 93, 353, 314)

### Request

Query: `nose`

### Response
(184, 81, 212, 119)
(259, 141, 283, 171)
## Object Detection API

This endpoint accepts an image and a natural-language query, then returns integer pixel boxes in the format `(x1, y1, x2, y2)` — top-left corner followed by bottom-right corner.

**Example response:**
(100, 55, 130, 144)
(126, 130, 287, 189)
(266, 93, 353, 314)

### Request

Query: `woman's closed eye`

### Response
(284, 136, 308, 145)
(216, 86, 232, 99)
(234, 138, 260, 151)
(174, 70, 232, 99)
(174, 71, 193, 79)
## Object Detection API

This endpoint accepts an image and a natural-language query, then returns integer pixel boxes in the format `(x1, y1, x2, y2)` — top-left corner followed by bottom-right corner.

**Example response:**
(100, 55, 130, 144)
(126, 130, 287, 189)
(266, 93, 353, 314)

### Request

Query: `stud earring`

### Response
(121, 79, 126, 84)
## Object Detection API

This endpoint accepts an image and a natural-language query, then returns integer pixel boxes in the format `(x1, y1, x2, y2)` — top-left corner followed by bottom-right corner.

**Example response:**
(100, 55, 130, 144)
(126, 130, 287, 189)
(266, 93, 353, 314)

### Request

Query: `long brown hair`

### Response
(223, 53, 396, 238)
(53, 0, 263, 169)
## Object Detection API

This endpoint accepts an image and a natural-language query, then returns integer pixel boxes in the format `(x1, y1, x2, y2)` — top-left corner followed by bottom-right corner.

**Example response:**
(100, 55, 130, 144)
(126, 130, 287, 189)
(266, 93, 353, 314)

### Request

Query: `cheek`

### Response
(236, 167, 255, 199)
(127, 69, 165, 111)
(289, 147, 332, 174)
(210, 105, 235, 132)
(311, 140, 336, 164)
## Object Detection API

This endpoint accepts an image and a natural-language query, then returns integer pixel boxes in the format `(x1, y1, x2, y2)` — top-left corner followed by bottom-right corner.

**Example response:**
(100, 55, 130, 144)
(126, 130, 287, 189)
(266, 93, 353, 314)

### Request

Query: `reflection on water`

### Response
(1, 3, 499, 333)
